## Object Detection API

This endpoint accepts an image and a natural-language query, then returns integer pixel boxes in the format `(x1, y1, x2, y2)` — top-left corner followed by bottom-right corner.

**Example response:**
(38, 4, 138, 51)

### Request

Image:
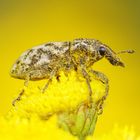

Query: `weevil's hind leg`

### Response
(41, 70, 56, 93)
(12, 75, 30, 106)
(81, 68, 93, 106)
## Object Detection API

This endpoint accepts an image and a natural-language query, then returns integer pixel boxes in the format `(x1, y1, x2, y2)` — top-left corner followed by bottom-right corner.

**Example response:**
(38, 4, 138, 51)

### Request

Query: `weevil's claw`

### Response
(38, 86, 46, 93)
(12, 99, 16, 106)
(41, 86, 47, 93)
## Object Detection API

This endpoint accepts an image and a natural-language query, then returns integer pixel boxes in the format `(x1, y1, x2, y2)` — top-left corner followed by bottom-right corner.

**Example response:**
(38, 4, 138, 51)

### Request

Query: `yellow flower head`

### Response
(10, 70, 108, 119)
(0, 70, 139, 140)
(4, 70, 108, 140)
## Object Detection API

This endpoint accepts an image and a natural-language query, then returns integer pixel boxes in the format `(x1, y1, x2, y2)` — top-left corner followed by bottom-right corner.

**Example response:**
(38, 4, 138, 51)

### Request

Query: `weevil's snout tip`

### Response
(118, 61, 125, 67)
(108, 57, 125, 67)
(129, 50, 135, 53)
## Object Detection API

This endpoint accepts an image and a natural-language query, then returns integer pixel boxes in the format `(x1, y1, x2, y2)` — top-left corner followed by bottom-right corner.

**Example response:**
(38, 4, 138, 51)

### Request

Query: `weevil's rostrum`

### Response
(10, 38, 134, 81)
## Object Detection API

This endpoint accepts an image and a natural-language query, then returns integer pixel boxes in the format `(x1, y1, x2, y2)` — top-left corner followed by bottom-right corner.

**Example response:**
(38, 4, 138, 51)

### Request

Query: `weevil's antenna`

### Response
(117, 50, 135, 54)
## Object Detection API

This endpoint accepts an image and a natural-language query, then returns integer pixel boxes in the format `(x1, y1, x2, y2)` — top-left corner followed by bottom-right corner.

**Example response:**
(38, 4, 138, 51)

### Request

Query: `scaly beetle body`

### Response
(10, 38, 132, 80)
(10, 38, 134, 105)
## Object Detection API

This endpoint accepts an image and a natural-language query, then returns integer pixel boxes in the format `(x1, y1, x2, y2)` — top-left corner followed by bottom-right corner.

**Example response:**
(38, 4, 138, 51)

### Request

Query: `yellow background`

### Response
(0, 0, 139, 136)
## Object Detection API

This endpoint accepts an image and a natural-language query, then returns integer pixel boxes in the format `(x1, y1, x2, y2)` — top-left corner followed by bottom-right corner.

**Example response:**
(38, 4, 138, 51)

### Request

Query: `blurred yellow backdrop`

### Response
(0, 0, 139, 136)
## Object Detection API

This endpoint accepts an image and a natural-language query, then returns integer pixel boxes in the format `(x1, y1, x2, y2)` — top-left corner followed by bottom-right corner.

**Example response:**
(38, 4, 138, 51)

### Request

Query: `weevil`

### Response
(10, 38, 134, 105)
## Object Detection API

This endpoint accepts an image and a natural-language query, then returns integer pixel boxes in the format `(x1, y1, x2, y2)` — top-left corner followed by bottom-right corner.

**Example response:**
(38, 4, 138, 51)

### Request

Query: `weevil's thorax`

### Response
(71, 38, 104, 67)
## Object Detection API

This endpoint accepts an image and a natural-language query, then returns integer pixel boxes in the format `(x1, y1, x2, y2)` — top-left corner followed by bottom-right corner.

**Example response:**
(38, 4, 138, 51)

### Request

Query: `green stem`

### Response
(78, 135, 85, 140)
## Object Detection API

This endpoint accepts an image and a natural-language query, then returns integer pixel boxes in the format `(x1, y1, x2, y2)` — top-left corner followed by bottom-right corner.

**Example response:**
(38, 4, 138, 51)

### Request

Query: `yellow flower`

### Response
(10, 70, 107, 119)
(5, 70, 108, 140)
(0, 115, 77, 140)
(87, 125, 140, 140)
(0, 70, 139, 140)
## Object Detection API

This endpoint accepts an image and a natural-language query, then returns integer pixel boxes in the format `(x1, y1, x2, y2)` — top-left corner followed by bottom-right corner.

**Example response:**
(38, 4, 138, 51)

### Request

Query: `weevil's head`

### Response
(92, 40, 134, 67)
(72, 38, 134, 67)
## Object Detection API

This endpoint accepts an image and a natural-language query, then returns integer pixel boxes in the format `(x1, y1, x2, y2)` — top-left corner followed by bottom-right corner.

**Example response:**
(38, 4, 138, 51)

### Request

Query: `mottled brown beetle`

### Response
(10, 38, 134, 105)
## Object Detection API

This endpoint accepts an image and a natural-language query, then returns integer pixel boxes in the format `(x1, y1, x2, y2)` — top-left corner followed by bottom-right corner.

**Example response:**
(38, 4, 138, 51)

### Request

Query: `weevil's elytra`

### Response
(10, 38, 134, 105)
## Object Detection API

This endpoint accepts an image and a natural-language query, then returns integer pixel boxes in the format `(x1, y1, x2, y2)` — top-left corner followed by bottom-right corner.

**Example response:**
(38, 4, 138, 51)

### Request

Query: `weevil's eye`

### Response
(99, 47, 106, 56)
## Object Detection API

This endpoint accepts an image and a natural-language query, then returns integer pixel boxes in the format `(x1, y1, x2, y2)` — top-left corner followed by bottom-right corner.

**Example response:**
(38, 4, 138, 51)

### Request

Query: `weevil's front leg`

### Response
(81, 68, 93, 105)
(90, 69, 109, 99)
(90, 69, 108, 85)
(12, 74, 30, 106)
(90, 69, 109, 114)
